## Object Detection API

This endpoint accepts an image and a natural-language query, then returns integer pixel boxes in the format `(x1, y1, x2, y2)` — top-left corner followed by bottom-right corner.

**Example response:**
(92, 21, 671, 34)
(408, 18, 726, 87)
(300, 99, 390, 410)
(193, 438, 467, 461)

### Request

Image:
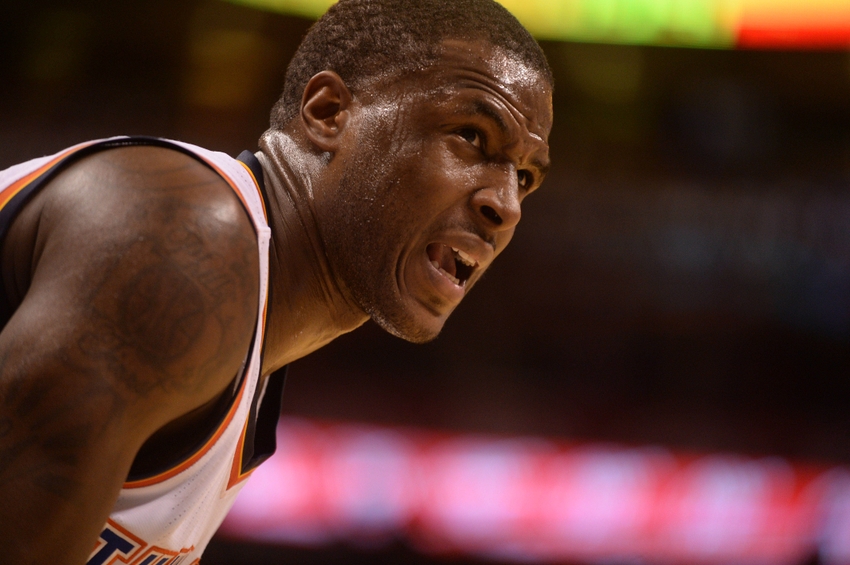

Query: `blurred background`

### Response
(2, 0, 850, 563)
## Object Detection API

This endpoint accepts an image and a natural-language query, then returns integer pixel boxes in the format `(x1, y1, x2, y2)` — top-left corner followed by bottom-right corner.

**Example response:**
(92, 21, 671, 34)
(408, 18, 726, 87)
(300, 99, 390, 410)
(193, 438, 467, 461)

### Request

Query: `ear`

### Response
(299, 70, 353, 152)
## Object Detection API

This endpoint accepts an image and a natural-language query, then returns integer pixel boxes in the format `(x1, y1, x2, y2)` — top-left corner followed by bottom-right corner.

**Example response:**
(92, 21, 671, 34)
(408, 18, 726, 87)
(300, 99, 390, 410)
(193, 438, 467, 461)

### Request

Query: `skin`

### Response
(259, 38, 552, 364)
(0, 38, 551, 564)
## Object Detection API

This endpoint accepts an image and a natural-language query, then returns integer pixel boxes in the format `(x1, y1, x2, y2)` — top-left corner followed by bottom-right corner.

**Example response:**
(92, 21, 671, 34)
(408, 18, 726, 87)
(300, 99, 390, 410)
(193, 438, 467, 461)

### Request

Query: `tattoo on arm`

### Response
(0, 153, 259, 500)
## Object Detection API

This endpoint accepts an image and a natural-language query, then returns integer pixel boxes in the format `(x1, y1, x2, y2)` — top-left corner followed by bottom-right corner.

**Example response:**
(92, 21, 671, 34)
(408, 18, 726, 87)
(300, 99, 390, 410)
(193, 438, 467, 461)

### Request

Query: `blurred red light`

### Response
(221, 419, 850, 564)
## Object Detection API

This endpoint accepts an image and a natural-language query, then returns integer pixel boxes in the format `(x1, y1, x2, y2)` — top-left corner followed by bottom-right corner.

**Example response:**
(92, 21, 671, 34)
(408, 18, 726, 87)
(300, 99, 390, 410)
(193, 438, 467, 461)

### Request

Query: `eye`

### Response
(517, 170, 532, 188)
(457, 128, 482, 148)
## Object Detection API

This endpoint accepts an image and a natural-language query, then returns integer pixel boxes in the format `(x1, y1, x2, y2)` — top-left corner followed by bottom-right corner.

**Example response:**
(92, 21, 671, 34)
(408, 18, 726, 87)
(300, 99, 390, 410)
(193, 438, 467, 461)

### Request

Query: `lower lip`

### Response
(423, 255, 466, 304)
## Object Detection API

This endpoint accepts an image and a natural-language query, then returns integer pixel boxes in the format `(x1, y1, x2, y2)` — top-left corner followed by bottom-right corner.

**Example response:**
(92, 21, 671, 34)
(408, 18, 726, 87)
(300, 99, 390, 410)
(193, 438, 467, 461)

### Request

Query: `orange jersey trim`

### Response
(236, 159, 268, 221)
(0, 141, 100, 211)
(226, 294, 270, 490)
(226, 418, 255, 490)
(123, 152, 269, 489)
(122, 371, 252, 489)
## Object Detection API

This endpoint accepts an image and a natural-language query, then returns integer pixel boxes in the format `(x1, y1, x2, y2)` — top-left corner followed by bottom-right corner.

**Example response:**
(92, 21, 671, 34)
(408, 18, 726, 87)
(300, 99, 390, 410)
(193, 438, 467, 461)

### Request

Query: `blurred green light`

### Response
(226, 0, 334, 20)
(225, 0, 739, 48)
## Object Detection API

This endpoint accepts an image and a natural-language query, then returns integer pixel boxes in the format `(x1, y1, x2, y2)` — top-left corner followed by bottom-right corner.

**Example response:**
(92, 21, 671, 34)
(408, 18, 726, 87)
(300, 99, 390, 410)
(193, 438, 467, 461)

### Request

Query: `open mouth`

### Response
(426, 243, 478, 287)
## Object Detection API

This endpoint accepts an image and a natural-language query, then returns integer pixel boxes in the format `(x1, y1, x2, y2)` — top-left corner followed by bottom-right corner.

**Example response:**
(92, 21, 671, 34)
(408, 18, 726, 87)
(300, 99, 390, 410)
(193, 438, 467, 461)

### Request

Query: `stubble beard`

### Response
(321, 139, 441, 345)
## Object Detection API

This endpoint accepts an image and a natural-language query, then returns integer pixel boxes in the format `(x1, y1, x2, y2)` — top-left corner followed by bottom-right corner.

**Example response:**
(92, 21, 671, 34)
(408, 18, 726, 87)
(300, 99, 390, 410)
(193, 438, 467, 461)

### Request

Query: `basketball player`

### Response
(0, 0, 552, 563)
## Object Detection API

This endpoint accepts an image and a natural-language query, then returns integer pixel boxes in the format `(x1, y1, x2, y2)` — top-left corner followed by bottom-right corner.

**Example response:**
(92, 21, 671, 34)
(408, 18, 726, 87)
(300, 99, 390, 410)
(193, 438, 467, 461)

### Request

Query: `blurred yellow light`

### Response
(223, 0, 850, 49)
(227, 0, 333, 20)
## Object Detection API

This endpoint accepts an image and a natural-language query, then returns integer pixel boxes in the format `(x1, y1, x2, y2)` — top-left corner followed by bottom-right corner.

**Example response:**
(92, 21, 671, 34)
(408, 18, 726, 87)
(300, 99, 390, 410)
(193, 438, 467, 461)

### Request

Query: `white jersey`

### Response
(0, 137, 280, 565)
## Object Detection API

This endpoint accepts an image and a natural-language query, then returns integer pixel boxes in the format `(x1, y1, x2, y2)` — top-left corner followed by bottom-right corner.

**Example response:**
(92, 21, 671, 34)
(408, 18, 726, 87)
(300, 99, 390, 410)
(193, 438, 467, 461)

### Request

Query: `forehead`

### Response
(415, 38, 554, 138)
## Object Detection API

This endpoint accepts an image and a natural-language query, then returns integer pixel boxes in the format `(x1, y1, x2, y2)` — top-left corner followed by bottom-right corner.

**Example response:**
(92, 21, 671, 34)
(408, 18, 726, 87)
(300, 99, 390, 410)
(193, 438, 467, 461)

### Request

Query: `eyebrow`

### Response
(458, 98, 550, 176)
(531, 158, 550, 178)
(461, 99, 509, 134)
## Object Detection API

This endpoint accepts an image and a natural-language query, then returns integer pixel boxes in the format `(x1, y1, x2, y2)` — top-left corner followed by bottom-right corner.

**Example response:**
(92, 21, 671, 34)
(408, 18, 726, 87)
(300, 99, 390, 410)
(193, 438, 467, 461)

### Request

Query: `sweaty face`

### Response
(320, 39, 552, 343)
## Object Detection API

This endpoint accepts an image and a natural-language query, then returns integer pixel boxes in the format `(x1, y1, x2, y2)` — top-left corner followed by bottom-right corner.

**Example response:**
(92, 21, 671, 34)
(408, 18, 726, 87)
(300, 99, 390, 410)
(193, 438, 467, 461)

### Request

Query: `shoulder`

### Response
(33, 144, 258, 269)
(6, 143, 261, 414)
(45, 144, 254, 238)
(0, 144, 263, 558)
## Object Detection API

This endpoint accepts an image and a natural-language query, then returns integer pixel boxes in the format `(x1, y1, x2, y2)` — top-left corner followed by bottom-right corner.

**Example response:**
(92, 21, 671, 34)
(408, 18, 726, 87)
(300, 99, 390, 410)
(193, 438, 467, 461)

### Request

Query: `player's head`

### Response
(269, 0, 553, 129)
(266, 0, 553, 344)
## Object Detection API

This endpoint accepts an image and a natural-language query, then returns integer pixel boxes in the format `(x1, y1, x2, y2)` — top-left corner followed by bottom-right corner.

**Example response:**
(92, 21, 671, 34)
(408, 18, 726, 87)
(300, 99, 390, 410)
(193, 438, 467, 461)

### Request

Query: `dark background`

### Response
(2, 1, 850, 563)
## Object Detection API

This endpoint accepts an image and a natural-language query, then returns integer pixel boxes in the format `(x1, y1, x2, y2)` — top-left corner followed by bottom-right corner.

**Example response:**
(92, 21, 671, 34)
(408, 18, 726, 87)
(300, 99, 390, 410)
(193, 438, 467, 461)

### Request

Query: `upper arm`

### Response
(0, 146, 260, 563)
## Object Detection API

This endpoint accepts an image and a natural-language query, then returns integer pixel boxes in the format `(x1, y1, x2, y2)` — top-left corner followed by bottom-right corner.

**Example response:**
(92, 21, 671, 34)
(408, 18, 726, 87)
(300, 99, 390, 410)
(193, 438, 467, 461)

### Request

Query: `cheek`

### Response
(421, 145, 484, 199)
(390, 146, 456, 202)
(493, 229, 515, 257)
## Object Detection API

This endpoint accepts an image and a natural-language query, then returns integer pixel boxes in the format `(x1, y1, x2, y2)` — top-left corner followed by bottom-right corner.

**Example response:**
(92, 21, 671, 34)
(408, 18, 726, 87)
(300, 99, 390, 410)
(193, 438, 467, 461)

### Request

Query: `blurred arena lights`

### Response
(224, 0, 850, 49)
(221, 418, 850, 565)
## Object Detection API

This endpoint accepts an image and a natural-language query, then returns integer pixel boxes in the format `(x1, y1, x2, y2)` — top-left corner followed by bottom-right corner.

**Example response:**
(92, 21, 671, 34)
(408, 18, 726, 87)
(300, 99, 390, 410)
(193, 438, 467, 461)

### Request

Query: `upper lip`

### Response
(433, 233, 495, 270)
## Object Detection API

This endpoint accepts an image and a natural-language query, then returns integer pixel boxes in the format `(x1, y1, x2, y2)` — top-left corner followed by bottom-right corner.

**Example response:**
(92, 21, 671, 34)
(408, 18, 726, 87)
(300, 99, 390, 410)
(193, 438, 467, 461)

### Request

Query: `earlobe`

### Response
(300, 71, 353, 153)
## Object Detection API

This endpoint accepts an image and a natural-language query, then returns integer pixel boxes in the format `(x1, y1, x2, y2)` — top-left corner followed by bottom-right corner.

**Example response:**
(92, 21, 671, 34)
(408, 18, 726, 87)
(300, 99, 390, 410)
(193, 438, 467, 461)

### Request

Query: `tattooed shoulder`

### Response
(33, 146, 261, 400)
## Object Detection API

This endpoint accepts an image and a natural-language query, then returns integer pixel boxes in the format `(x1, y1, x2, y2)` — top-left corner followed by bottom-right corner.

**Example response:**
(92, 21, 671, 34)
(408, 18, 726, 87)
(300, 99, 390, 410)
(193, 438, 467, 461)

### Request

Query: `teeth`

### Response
(440, 268, 460, 285)
(451, 247, 477, 267)
(430, 260, 461, 285)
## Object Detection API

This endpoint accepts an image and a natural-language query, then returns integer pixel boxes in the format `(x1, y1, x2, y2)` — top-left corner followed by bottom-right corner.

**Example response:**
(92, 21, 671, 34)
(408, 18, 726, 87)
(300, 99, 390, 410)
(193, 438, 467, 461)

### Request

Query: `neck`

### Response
(256, 130, 368, 375)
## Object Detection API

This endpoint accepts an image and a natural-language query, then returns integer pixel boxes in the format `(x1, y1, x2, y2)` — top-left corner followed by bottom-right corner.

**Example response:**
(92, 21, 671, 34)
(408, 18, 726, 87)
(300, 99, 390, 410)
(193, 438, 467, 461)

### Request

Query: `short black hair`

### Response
(270, 0, 552, 128)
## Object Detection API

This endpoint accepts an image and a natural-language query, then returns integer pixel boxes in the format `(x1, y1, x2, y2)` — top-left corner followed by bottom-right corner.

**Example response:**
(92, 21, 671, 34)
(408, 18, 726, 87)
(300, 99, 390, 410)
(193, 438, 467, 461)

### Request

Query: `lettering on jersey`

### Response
(130, 545, 195, 565)
(87, 521, 144, 564)
(87, 519, 195, 565)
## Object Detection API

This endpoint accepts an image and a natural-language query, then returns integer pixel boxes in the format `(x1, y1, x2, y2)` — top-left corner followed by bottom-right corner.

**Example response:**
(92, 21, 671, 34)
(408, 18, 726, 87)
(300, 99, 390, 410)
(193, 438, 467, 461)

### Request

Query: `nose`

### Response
(470, 167, 522, 231)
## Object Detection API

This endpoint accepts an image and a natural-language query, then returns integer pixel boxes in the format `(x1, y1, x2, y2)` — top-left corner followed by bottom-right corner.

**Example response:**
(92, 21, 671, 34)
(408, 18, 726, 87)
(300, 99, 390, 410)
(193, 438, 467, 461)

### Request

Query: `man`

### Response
(0, 0, 552, 562)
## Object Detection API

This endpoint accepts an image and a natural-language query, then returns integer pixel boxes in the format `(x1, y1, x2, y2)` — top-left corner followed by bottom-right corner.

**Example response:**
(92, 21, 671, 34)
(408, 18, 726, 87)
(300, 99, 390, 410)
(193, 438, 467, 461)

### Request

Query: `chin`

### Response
(370, 308, 447, 344)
